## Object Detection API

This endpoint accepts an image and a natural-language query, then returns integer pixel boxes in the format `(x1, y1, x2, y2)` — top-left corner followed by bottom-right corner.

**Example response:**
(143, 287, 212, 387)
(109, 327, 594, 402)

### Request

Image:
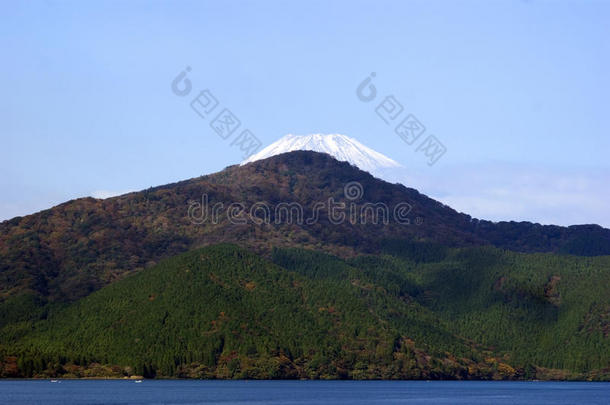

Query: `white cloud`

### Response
(90, 190, 134, 199)
(393, 164, 610, 228)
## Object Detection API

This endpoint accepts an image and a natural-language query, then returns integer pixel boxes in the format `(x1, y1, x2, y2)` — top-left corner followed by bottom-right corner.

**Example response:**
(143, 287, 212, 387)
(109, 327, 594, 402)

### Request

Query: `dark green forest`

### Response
(1, 243, 608, 380)
(0, 152, 608, 380)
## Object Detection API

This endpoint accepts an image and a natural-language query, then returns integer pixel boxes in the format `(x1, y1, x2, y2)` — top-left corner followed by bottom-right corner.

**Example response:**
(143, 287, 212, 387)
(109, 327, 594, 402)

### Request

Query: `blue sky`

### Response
(1, 0, 609, 226)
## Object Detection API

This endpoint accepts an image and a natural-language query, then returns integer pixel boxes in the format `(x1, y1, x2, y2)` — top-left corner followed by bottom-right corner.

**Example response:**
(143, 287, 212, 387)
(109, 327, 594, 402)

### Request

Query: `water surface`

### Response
(0, 380, 608, 404)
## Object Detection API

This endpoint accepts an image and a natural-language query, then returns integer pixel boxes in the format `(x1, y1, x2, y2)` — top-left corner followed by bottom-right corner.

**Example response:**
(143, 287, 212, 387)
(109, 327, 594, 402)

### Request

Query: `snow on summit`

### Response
(242, 134, 402, 175)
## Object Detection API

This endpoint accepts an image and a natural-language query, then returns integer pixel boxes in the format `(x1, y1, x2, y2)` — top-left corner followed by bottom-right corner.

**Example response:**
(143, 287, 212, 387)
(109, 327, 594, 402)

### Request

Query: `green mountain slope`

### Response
(1, 243, 608, 380)
(2, 151, 610, 305)
(275, 244, 610, 377)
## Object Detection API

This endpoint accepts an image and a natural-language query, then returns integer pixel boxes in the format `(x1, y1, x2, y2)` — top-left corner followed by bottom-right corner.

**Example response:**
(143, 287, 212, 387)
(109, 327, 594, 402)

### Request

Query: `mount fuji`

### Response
(242, 134, 403, 181)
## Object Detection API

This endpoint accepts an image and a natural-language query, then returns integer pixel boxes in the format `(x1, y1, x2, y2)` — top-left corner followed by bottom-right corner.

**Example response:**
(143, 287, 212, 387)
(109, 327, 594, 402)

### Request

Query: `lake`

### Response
(0, 380, 608, 404)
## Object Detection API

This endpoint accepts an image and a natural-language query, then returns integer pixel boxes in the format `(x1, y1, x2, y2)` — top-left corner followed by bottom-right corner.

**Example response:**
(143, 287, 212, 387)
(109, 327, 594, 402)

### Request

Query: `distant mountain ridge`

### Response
(1, 150, 610, 305)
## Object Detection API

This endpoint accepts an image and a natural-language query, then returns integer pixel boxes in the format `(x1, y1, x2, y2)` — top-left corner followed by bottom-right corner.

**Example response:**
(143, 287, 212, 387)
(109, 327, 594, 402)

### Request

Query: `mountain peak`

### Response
(242, 133, 402, 174)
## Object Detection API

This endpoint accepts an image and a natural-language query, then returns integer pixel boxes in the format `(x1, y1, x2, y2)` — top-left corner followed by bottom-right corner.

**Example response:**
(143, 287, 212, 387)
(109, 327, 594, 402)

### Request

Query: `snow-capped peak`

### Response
(241, 134, 402, 175)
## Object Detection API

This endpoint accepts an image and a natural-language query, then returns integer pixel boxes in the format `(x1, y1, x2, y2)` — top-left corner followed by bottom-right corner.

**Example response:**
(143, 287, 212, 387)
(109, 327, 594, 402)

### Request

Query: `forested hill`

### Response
(2, 151, 610, 305)
(1, 244, 608, 380)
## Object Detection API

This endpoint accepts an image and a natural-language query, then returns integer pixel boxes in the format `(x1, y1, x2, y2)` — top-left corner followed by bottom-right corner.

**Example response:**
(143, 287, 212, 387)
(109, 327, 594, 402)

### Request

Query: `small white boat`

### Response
(50, 380, 59, 383)
(134, 380, 143, 383)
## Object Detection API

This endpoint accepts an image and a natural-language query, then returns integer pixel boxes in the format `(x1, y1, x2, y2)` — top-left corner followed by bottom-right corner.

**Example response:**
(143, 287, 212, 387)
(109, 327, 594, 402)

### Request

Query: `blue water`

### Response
(0, 380, 608, 404)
